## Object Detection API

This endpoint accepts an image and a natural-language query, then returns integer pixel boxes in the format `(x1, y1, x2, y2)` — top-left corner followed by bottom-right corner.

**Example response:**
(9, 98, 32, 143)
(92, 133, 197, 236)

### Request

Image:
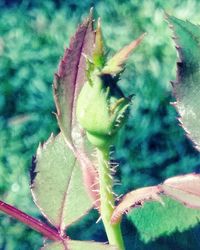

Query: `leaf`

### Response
(42, 240, 118, 250)
(111, 186, 163, 224)
(162, 173, 200, 209)
(42, 241, 64, 250)
(72, 143, 99, 207)
(126, 15, 200, 241)
(31, 133, 92, 233)
(112, 173, 200, 224)
(53, 10, 95, 146)
(120, 173, 200, 242)
(128, 196, 200, 242)
(53, 10, 99, 207)
(102, 33, 145, 75)
(167, 15, 200, 150)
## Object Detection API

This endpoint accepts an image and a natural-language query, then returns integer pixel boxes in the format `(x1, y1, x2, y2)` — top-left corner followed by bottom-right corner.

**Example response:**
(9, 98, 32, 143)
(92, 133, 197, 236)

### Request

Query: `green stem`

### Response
(97, 148, 125, 250)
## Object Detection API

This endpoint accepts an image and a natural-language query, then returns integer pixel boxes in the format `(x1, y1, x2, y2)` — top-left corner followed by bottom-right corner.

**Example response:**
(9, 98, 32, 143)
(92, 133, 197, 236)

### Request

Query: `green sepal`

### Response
(93, 18, 105, 69)
(102, 33, 145, 76)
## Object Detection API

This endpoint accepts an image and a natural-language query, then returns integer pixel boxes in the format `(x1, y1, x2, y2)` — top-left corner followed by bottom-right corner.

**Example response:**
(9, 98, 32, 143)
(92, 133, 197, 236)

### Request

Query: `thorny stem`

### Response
(97, 148, 125, 250)
(0, 200, 63, 241)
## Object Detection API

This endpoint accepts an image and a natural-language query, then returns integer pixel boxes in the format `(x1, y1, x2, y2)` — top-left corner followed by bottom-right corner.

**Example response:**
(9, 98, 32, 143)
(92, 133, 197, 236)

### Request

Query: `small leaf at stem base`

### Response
(42, 240, 118, 250)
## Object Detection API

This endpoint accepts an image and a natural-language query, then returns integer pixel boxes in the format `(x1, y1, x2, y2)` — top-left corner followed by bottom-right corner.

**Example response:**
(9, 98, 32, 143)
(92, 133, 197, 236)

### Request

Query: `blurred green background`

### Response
(1, 0, 200, 249)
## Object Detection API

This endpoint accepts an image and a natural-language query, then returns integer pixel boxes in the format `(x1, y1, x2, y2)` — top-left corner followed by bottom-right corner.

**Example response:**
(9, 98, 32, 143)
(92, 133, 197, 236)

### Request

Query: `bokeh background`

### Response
(1, 0, 200, 249)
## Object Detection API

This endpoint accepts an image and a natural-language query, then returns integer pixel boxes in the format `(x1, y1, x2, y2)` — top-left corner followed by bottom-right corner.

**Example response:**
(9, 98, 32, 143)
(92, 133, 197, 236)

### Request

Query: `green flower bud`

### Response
(76, 20, 143, 149)
(76, 68, 131, 149)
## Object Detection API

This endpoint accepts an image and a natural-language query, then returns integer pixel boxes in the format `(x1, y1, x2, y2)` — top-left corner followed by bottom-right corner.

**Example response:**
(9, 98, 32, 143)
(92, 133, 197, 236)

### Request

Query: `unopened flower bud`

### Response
(76, 68, 131, 149)
(76, 22, 143, 149)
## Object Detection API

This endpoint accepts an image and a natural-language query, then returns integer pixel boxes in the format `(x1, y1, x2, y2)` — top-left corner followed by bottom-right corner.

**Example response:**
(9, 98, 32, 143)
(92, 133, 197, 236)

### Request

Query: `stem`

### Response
(97, 148, 125, 250)
(0, 200, 63, 241)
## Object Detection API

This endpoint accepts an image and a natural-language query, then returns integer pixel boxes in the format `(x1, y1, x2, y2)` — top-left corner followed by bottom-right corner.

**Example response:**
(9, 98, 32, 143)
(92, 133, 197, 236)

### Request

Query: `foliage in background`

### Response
(1, 0, 200, 249)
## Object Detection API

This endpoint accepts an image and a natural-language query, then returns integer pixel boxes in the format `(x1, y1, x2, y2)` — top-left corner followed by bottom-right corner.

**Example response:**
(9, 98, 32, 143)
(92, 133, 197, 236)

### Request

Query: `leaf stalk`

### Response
(0, 200, 63, 241)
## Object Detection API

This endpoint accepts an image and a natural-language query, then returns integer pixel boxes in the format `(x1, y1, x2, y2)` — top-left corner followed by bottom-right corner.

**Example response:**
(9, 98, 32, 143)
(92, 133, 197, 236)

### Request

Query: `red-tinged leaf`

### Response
(102, 33, 146, 75)
(69, 127, 99, 208)
(53, 10, 95, 146)
(53, 10, 99, 207)
(162, 173, 200, 209)
(112, 173, 200, 225)
(42, 240, 118, 250)
(119, 174, 200, 241)
(111, 186, 163, 224)
(31, 133, 93, 234)
(73, 144, 99, 208)
(128, 196, 200, 242)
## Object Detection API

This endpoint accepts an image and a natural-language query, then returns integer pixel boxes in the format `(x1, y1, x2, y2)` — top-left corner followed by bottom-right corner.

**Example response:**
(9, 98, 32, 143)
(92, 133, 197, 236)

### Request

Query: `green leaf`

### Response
(42, 241, 64, 250)
(42, 240, 118, 250)
(128, 196, 200, 242)
(167, 15, 200, 150)
(31, 133, 92, 233)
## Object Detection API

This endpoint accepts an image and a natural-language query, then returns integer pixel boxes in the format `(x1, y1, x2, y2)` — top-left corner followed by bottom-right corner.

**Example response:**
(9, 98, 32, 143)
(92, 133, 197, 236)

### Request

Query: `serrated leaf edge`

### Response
(166, 14, 200, 151)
